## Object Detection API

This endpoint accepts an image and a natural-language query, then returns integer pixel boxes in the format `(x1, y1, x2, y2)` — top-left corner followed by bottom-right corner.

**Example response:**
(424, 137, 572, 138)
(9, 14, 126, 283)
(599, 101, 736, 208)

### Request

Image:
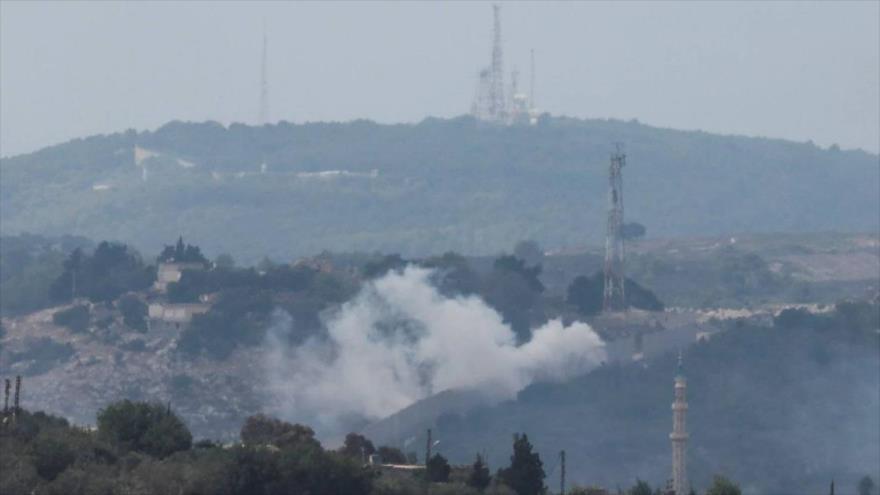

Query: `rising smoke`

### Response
(262, 265, 606, 437)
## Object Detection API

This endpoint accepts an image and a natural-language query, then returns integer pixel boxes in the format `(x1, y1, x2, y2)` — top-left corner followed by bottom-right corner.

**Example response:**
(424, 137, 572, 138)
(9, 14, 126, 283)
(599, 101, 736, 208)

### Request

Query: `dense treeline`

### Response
(49, 242, 154, 304)
(2, 234, 665, 367)
(32, 233, 660, 358)
(0, 400, 759, 495)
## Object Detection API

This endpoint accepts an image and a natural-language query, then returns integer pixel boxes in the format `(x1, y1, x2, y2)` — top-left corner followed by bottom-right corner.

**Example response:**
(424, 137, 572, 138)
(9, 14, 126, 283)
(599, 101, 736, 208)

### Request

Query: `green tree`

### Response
(706, 475, 741, 495)
(567, 274, 604, 316)
(240, 414, 320, 450)
(339, 433, 376, 461)
(468, 454, 492, 491)
(499, 434, 545, 495)
(621, 222, 647, 240)
(96, 400, 191, 458)
(427, 453, 451, 482)
(227, 445, 281, 494)
(158, 236, 208, 265)
(567, 272, 664, 315)
(50, 242, 154, 303)
(420, 251, 481, 296)
(569, 487, 609, 495)
(860, 476, 876, 495)
(514, 240, 544, 267)
(31, 434, 75, 480)
(628, 479, 653, 495)
(493, 255, 544, 293)
(378, 445, 407, 464)
(214, 253, 236, 269)
(363, 254, 407, 279)
(51, 305, 90, 333)
(118, 294, 147, 332)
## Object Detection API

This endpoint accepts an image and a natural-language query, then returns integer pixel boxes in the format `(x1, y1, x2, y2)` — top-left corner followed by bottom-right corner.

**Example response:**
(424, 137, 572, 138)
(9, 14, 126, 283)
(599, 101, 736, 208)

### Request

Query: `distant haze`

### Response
(1, 1, 878, 157)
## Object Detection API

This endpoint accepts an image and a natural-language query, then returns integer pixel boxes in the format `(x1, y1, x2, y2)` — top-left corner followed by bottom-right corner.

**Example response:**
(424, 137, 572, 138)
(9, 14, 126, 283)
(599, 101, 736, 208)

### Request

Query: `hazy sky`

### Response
(1, 1, 878, 157)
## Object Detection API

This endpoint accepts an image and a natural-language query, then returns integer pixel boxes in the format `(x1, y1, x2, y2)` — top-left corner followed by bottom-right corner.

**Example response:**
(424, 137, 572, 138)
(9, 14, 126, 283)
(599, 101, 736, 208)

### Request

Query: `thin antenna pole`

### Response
(530, 49, 535, 110)
(259, 19, 269, 125)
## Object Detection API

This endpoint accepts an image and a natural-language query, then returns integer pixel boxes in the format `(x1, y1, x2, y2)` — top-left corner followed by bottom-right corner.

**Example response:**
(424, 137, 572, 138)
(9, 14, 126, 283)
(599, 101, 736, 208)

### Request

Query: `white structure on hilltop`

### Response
(670, 352, 689, 495)
(154, 262, 206, 293)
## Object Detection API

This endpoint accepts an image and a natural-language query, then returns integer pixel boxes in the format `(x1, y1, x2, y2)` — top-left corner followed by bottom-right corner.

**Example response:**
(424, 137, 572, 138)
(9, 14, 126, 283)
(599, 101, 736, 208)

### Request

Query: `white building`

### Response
(148, 302, 210, 324)
(154, 262, 205, 292)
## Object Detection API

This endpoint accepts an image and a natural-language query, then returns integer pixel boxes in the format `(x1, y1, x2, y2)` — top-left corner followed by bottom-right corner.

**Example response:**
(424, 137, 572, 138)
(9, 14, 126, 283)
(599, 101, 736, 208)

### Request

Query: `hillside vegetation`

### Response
(2, 116, 877, 262)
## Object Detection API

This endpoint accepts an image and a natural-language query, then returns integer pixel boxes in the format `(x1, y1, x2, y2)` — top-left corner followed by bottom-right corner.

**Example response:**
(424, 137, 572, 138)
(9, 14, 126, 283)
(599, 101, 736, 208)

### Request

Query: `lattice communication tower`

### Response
(603, 144, 627, 312)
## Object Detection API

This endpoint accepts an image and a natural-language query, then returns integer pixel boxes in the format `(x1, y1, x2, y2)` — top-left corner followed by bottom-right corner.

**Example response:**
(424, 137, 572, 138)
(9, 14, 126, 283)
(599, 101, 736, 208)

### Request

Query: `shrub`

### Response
(52, 305, 90, 333)
(8, 337, 75, 375)
(427, 453, 451, 482)
(118, 295, 147, 332)
(31, 434, 75, 480)
(240, 414, 320, 450)
(378, 445, 407, 464)
(119, 339, 147, 352)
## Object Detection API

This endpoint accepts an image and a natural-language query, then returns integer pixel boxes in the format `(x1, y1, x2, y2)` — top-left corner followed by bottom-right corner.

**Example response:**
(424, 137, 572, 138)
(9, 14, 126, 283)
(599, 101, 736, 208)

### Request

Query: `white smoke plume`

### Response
(262, 265, 606, 435)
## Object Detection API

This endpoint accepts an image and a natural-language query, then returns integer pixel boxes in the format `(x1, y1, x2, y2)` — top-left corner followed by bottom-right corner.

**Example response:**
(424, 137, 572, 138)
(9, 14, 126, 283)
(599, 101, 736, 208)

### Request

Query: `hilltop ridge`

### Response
(1, 116, 877, 262)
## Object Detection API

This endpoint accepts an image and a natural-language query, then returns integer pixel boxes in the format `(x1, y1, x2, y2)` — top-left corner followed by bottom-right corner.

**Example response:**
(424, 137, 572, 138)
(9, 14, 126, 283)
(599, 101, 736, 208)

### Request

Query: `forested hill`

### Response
(2, 116, 877, 262)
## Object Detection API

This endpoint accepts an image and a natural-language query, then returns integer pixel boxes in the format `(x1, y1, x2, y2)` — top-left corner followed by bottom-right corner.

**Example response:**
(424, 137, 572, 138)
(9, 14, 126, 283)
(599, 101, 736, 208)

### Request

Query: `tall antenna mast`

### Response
(489, 4, 506, 122)
(603, 143, 627, 312)
(529, 48, 535, 111)
(259, 19, 269, 125)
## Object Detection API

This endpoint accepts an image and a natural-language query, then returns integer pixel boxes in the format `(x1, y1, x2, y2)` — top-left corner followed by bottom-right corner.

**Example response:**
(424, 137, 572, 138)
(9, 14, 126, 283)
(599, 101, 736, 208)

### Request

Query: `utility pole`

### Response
(13, 375, 21, 421)
(425, 428, 433, 465)
(425, 428, 433, 495)
(560, 450, 566, 495)
(603, 143, 627, 312)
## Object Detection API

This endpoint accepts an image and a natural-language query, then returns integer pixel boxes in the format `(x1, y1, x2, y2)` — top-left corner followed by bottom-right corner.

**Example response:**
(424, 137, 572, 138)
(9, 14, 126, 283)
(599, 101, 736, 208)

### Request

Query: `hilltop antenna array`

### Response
(471, 6, 537, 125)
(472, 5, 508, 124)
(603, 143, 627, 312)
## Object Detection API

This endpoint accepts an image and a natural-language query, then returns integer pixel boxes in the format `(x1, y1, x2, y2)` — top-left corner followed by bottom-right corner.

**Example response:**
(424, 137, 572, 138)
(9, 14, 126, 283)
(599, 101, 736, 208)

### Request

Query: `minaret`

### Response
(670, 352, 689, 495)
